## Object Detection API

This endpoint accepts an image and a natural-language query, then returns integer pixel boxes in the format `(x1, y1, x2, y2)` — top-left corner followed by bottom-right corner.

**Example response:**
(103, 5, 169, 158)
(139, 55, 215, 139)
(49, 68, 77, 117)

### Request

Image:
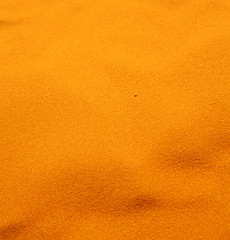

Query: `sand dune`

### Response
(0, 0, 230, 239)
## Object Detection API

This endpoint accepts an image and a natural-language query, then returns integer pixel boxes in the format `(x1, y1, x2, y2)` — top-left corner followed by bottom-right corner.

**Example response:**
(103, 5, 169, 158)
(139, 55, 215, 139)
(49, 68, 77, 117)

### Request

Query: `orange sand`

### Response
(0, 0, 230, 239)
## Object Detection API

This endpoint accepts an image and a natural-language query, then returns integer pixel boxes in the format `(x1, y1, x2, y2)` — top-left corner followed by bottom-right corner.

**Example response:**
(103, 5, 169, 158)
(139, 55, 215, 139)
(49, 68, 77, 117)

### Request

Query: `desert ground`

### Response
(0, 0, 230, 239)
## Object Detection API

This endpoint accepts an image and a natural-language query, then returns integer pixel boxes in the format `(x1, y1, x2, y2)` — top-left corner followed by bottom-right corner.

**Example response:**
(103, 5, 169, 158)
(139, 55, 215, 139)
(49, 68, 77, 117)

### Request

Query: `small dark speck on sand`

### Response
(134, 95, 138, 97)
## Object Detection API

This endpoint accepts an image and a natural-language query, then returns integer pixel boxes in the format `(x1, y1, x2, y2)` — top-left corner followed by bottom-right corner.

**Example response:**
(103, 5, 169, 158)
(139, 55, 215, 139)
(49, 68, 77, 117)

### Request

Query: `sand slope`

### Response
(0, 0, 230, 239)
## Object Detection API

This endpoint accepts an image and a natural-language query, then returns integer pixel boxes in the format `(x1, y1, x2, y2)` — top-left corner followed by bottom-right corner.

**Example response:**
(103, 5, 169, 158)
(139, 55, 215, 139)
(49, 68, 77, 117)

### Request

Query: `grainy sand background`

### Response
(0, 1, 230, 239)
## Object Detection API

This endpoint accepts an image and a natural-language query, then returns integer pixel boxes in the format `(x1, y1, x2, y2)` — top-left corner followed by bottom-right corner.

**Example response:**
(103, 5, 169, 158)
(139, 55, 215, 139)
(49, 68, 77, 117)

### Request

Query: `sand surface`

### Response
(0, 0, 230, 239)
